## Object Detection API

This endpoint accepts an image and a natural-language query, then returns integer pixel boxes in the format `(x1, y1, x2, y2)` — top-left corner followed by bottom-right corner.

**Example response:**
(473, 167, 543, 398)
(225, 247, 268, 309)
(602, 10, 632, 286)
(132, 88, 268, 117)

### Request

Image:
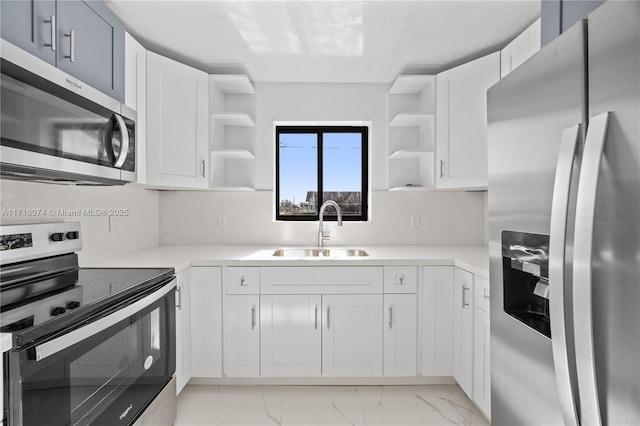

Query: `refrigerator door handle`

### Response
(549, 123, 581, 426)
(573, 112, 610, 426)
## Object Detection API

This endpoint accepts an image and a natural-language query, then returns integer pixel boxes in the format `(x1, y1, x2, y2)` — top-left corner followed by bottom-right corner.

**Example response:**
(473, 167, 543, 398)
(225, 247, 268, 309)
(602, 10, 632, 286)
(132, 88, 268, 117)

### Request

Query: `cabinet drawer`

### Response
(260, 267, 383, 294)
(225, 267, 260, 294)
(474, 275, 490, 313)
(383, 266, 417, 293)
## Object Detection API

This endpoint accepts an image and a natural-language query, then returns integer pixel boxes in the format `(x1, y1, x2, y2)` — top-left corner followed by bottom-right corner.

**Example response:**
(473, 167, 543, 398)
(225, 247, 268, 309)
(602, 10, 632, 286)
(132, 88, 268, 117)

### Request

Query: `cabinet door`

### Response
(322, 294, 383, 377)
(0, 0, 56, 65)
(436, 52, 500, 190)
(260, 295, 321, 377)
(453, 268, 474, 397)
(56, 0, 125, 101)
(225, 295, 260, 377)
(146, 51, 208, 188)
(175, 269, 191, 394)
(124, 32, 147, 184)
(190, 267, 222, 378)
(473, 307, 491, 419)
(383, 294, 417, 377)
(501, 18, 541, 78)
(421, 266, 454, 376)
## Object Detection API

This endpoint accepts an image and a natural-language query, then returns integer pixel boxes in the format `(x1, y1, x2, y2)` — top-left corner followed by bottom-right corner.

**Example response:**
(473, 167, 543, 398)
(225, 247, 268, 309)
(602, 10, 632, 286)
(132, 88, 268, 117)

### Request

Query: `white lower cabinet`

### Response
(225, 294, 260, 377)
(322, 294, 383, 377)
(260, 294, 322, 377)
(421, 266, 455, 376)
(453, 267, 474, 397)
(190, 267, 222, 378)
(383, 294, 417, 376)
(175, 269, 192, 394)
(473, 276, 491, 419)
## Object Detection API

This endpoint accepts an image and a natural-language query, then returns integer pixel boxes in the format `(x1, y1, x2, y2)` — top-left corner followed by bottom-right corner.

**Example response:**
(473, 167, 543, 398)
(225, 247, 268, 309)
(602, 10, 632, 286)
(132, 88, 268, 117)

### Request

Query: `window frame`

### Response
(275, 125, 369, 222)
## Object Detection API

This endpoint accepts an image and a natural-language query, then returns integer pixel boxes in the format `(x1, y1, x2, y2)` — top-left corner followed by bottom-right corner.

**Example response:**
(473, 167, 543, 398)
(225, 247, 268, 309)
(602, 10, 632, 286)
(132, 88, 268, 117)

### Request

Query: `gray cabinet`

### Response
(0, 0, 56, 65)
(0, 0, 125, 101)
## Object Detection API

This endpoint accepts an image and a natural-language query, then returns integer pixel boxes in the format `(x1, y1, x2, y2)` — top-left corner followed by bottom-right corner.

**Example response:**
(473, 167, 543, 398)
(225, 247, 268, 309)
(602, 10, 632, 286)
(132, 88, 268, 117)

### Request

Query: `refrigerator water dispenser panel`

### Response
(502, 231, 551, 337)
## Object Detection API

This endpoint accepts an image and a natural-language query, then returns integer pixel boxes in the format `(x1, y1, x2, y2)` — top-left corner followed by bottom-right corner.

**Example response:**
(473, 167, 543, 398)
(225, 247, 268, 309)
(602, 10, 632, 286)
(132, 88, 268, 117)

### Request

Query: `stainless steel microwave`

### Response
(0, 40, 136, 185)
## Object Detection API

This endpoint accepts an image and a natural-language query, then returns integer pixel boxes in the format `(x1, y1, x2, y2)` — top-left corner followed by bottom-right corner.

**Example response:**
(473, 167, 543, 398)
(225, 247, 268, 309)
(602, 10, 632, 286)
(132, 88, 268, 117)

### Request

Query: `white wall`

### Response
(160, 82, 487, 246)
(254, 83, 389, 191)
(160, 190, 485, 246)
(0, 180, 160, 265)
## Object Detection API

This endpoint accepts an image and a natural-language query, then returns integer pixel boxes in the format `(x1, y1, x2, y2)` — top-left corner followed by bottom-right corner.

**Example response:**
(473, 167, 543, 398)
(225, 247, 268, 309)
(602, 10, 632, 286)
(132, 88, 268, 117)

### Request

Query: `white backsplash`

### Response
(0, 180, 160, 265)
(159, 190, 485, 246)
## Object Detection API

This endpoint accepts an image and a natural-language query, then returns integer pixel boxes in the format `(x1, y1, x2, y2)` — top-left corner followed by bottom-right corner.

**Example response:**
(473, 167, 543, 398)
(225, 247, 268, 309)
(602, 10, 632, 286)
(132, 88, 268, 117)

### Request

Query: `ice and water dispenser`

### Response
(502, 231, 551, 337)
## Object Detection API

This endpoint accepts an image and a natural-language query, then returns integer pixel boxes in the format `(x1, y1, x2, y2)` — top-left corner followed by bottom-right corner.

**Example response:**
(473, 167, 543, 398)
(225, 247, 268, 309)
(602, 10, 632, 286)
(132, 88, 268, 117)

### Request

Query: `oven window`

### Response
(13, 292, 174, 426)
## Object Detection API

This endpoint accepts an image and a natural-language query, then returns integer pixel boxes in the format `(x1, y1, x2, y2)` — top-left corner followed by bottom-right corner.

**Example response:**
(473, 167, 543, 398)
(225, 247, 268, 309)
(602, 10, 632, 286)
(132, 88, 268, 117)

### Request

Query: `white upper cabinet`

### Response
(124, 33, 147, 184)
(146, 51, 209, 188)
(388, 75, 436, 191)
(501, 18, 542, 79)
(436, 52, 500, 190)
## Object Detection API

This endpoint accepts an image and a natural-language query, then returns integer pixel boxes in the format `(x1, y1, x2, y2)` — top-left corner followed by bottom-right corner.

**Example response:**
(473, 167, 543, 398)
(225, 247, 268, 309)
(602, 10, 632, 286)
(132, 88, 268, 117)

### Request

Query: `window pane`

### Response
(323, 132, 362, 216)
(278, 133, 318, 216)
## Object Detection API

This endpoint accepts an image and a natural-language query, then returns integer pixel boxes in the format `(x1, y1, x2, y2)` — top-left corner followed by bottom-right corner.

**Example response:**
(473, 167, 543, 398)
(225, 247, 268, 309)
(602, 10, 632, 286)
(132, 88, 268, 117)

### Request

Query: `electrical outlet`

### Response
(109, 215, 118, 232)
(410, 214, 420, 228)
(217, 214, 227, 227)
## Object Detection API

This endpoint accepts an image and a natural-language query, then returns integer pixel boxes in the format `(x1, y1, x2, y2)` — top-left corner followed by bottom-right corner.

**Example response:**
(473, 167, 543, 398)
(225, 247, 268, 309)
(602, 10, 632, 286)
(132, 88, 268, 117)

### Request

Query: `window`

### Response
(276, 126, 368, 221)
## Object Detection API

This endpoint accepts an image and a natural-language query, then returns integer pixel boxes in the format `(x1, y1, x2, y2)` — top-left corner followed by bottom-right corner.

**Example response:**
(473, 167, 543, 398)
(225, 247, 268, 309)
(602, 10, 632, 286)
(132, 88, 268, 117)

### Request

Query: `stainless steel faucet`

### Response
(318, 200, 343, 247)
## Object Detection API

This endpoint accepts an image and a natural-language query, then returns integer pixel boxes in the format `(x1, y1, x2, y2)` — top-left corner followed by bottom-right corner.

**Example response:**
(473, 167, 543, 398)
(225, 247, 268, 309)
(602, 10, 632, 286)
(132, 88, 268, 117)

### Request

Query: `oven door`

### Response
(6, 279, 176, 426)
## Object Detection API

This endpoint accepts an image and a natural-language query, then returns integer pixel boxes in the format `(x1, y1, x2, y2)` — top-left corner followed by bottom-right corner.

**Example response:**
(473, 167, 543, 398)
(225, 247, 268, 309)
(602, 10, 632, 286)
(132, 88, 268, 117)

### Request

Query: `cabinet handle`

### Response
(201, 159, 206, 177)
(251, 305, 256, 330)
(462, 284, 470, 308)
(175, 287, 182, 310)
(64, 30, 75, 63)
(388, 306, 393, 329)
(398, 275, 405, 286)
(483, 288, 490, 301)
(314, 305, 318, 330)
(326, 306, 331, 330)
(44, 16, 56, 51)
(239, 275, 246, 286)
(440, 159, 445, 178)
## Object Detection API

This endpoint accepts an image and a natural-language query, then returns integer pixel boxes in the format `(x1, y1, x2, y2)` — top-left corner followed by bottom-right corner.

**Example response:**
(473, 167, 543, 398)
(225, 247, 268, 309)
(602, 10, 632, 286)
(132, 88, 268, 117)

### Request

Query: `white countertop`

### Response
(86, 245, 489, 278)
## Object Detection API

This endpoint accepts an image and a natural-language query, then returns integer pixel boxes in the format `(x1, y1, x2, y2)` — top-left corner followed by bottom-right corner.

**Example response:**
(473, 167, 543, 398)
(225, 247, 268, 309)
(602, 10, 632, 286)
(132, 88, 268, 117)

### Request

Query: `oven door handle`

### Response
(35, 279, 176, 361)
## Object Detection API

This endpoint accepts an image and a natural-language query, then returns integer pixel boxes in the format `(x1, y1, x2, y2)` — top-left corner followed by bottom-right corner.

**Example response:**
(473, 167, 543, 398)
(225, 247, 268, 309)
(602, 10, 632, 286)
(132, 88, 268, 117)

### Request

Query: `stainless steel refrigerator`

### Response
(488, 1, 639, 425)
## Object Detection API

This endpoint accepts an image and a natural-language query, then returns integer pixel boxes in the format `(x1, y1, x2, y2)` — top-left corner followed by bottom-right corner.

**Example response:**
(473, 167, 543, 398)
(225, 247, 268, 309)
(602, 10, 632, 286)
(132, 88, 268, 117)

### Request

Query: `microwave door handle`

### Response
(112, 114, 130, 169)
(549, 123, 581, 426)
(35, 279, 176, 361)
(573, 112, 610, 426)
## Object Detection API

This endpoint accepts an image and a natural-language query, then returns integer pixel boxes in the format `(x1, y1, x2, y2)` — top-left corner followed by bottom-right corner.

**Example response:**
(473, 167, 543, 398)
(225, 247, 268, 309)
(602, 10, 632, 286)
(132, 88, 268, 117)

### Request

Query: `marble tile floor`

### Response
(175, 384, 490, 426)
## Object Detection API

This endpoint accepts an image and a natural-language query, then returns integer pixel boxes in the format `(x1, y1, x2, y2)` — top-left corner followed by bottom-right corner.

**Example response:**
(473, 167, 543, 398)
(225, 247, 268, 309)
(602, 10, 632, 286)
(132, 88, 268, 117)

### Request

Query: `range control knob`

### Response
(67, 301, 81, 310)
(66, 231, 80, 240)
(51, 307, 67, 316)
(50, 232, 65, 242)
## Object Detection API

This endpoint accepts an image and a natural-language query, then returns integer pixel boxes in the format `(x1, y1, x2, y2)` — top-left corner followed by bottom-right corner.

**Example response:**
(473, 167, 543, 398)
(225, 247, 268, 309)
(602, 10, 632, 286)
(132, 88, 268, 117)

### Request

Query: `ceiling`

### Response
(106, 0, 540, 84)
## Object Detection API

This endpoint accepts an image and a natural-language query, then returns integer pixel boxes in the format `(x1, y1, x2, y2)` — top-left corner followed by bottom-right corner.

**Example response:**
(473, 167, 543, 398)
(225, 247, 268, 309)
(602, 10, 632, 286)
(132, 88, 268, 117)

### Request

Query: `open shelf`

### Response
(211, 113, 255, 127)
(211, 149, 255, 160)
(389, 75, 436, 94)
(389, 113, 434, 127)
(209, 74, 255, 94)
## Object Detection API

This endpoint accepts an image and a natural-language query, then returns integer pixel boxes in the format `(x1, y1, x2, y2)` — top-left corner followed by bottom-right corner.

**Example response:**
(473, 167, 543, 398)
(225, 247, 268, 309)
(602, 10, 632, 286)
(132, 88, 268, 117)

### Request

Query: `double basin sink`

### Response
(272, 248, 369, 258)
